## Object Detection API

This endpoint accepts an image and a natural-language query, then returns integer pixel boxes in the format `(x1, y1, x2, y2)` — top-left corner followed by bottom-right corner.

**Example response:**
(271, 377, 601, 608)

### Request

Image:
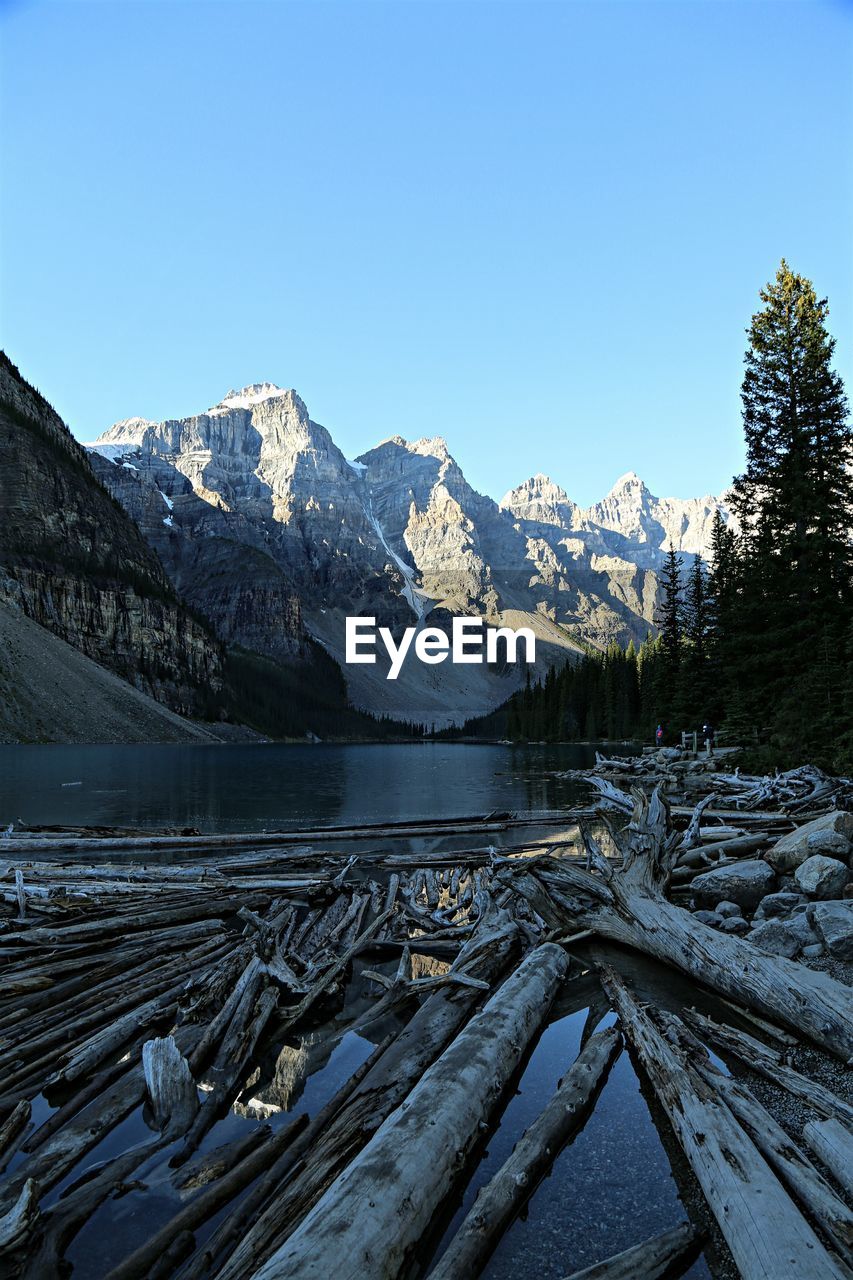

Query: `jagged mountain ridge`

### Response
(88, 383, 734, 723)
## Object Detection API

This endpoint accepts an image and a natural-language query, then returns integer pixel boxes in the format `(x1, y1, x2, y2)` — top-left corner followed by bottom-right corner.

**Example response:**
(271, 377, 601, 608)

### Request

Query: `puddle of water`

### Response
(429, 1006, 710, 1280)
(62, 1025, 379, 1278)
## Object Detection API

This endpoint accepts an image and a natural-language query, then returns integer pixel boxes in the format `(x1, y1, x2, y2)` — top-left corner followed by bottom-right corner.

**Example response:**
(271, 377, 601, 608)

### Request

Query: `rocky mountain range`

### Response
(86, 382, 734, 725)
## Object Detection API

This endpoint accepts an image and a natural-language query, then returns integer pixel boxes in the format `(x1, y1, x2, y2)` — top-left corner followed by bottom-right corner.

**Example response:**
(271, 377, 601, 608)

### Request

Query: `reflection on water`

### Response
(433, 1006, 710, 1280)
(0, 742, 638, 833)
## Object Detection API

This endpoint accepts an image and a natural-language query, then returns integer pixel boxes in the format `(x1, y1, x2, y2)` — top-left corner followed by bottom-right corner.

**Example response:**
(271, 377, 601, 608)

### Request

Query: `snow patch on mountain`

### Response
(366, 502, 428, 622)
(208, 384, 290, 414)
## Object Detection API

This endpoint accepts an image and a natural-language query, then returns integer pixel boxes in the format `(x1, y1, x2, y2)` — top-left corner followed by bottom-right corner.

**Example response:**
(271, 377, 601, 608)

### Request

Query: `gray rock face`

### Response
(573, 471, 735, 572)
(808, 901, 853, 959)
(0, 355, 223, 717)
(794, 855, 850, 900)
(747, 914, 819, 958)
(753, 891, 807, 921)
(746, 919, 801, 958)
(766, 812, 853, 872)
(691, 860, 776, 913)
(86, 383, 737, 723)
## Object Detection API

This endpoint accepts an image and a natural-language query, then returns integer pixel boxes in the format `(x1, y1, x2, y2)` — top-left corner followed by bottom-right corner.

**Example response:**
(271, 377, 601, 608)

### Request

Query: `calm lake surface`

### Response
(0, 741, 639, 832)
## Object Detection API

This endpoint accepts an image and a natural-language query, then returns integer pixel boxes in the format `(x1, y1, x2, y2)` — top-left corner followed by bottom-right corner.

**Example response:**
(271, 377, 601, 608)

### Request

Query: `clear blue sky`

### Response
(1, 0, 851, 506)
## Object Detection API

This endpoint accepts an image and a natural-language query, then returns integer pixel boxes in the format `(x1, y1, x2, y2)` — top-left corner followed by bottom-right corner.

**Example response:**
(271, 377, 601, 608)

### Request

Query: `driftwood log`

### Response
(502, 788, 853, 1059)
(601, 966, 849, 1280)
(429, 1025, 621, 1280)
(249, 943, 570, 1280)
(802, 1119, 853, 1201)
(695, 1064, 853, 1265)
(560, 1221, 701, 1280)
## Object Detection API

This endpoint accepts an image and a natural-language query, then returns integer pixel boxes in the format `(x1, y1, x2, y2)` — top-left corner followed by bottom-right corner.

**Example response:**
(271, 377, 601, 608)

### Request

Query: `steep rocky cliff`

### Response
(93, 385, 412, 657)
(0, 354, 223, 716)
(0, 598, 222, 744)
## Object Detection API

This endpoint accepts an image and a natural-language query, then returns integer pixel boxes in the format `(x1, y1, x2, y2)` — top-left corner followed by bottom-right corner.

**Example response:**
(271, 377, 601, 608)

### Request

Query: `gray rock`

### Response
(746, 918, 803, 958)
(794, 855, 850, 900)
(691, 860, 776, 913)
(783, 912, 821, 947)
(714, 900, 743, 919)
(753, 891, 806, 921)
(801, 943, 825, 959)
(765, 811, 853, 873)
(718, 917, 751, 936)
(693, 909, 722, 927)
(808, 900, 853, 959)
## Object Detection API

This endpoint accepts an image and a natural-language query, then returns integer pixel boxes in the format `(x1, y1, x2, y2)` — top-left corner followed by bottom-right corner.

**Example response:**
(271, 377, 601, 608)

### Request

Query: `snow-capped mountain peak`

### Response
(209, 383, 289, 414)
(606, 470, 646, 493)
(84, 416, 153, 451)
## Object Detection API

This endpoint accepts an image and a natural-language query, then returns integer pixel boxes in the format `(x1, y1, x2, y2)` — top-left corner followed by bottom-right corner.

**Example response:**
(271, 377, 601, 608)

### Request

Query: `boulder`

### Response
(715, 900, 743, 919)
(693, 909, 722, 928)
(801, 943, 825, 959)
(691, 860, 775, 913)
(808, 901, 853, 960)
(746, 919, 801, 958)
(765, 811, 853, 873)
(783, 912, 821, 947)
(794, 855, 850, 901)
(753, 891, 806, 921)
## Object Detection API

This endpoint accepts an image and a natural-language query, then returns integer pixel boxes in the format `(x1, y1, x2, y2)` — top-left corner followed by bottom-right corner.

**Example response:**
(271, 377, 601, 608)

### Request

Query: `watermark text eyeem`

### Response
(345, 616, 536, 680)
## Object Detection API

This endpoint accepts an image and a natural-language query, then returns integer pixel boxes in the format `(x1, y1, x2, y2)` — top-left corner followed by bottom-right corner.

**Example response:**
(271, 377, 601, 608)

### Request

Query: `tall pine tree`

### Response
(730, 261, 852, 757)
(656, 543, 684, 670)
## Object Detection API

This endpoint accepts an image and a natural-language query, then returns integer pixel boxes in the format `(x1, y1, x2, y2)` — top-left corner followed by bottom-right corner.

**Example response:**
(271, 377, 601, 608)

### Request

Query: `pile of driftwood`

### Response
(0, 784, 851, 1280)
(583, 750, 853, 813)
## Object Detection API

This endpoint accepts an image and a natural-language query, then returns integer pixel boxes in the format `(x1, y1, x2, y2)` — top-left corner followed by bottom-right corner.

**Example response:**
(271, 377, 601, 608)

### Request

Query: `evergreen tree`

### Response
(653, 540, 681, 680)
(683, 558, 709, 658)
(730, 261, 852, 755)
(679, 557, 711, 725)
(733, 260, 851, 596)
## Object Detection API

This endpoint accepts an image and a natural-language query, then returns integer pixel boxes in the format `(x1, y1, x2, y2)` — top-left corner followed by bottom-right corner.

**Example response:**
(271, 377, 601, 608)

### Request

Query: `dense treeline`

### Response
(225, 644, 427, 740)
(450, 264, 853, 771)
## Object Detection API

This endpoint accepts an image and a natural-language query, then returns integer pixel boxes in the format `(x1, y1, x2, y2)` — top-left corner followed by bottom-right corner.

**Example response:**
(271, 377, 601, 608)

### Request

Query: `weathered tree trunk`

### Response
(601, 967, 849, 1280)
(248, 943, 570, 1280)
(503, 789, 853, 1059)
(429, 1026, 621, 1280)
(694, 1063, 853, 1265)
(560, 1222, 701, 1280)
(684, 1009, 853, 1126)
(0, 1101, 30, 1174)
(143, 1035, 199, 1136)
(803, 1119, 853, 1201)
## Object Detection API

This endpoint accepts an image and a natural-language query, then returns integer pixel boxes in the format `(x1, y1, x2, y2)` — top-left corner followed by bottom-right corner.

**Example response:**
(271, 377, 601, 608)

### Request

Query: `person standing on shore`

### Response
(702, 721, 715, 756)
(656, 724, 664, 748)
